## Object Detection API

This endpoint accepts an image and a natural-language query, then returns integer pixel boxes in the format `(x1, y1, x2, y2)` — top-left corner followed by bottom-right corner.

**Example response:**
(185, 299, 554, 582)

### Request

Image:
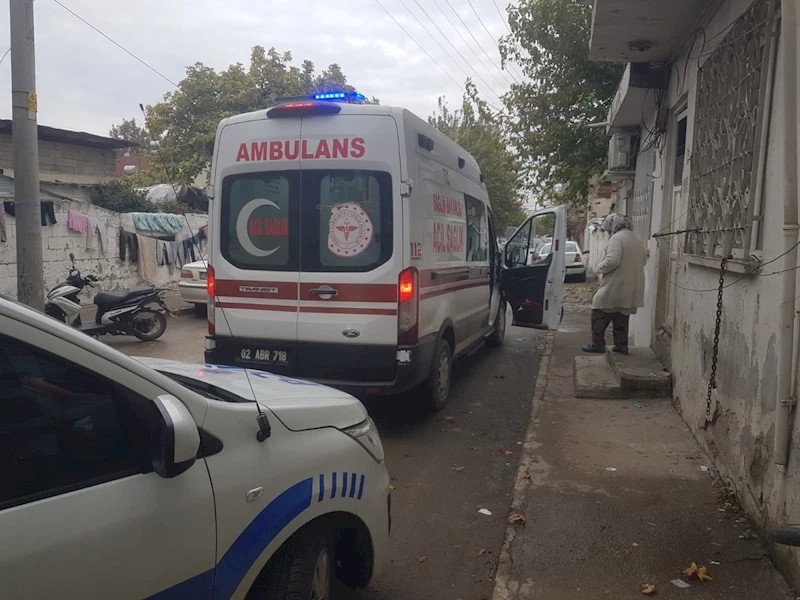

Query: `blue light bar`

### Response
(273, 91, 367, 104)
(314, 92, 347, 100)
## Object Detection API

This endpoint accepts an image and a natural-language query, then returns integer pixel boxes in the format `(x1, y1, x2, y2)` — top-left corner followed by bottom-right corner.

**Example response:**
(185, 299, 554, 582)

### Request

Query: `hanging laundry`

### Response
(182, 238, 197, 264)
(170, 240, 184, 269)
(137, 235, 159, 283)
(67, 210, 90, 234)
(3, 201, 58, 225)
(131, 212, 187, 235)
(119, 229, 139, 263)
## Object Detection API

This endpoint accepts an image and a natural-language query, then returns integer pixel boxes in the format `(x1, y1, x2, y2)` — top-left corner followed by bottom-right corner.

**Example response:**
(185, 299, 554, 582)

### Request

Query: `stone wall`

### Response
(0, 194, 207, 304)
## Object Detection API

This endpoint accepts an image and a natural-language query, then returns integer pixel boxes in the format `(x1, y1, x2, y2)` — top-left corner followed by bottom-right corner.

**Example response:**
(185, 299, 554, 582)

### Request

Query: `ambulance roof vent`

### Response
(418, 133, 434, 151)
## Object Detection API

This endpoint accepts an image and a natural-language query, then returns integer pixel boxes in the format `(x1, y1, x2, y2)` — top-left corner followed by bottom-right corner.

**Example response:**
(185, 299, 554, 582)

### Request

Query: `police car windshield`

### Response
(220, 170, 393, 273)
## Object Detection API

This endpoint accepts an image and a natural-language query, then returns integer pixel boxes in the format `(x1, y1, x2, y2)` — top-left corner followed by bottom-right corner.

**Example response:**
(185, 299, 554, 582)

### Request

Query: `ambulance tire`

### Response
(487, 301, 506, 348)
(426, 336, 453, 412)
(251, 528, 334, 600)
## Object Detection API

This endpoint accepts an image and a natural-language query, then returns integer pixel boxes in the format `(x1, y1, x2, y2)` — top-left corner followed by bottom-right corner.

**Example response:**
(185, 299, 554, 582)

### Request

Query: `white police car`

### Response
(0, 294, 389, 599)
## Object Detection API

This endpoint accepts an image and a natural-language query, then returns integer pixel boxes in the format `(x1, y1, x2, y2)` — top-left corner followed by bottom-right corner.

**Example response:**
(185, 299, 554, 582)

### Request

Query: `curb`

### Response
(491, 330, 555, 600)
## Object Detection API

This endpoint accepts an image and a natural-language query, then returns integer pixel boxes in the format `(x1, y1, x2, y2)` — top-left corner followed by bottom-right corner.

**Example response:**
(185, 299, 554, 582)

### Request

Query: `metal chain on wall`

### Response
(706, 258, 727, 418)
(685, 0, 775, 258)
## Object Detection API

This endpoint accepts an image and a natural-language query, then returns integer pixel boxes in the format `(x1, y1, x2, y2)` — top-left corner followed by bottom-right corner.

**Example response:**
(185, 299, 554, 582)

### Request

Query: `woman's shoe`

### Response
(581, 345, 606, 354)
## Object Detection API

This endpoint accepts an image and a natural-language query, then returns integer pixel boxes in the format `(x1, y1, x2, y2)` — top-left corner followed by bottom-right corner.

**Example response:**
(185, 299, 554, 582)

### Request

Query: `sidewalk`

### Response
(493, 305, 793, 599)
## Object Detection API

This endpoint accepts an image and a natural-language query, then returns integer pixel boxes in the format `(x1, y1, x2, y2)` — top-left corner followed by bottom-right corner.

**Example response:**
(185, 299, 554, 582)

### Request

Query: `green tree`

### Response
(428, 92, 527, 232)
(111, 46, 371, 184)
(501, 0, 624, 206)
(108, 118, 150, 155)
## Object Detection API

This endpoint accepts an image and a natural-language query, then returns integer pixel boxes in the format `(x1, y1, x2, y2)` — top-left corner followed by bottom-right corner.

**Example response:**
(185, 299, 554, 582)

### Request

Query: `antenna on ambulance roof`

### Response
(138, 103, 272, 443)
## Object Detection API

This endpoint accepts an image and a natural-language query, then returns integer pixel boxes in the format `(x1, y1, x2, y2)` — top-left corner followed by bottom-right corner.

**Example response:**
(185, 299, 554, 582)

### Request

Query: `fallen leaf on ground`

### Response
(389, 485, 396, 491)
(477, 549, 486, 557)
(696, 566, 713, 581)
(522, 472, 533, 480)
(416, 556, 427, 563)
(641, 583, 656, 595)
(452, 466, 465, 472)
(683, 562, 698, 577)
(502, 450, 513, 457)
(508, 513, 526, 525)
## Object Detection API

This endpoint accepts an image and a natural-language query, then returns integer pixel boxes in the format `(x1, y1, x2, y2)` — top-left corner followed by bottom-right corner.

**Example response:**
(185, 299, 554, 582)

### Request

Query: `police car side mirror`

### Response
(151, 394, 200, 479)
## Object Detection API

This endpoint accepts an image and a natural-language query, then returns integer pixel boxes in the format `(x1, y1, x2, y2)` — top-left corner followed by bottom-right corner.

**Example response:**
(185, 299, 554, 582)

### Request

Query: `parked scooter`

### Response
(45, 253, 170, 341)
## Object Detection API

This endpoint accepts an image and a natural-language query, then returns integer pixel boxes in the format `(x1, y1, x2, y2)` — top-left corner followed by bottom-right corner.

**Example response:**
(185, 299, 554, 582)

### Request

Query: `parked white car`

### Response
(179, 255, 208, 308)
(0, 294, 389, 599)
(532, 240, 587, 282)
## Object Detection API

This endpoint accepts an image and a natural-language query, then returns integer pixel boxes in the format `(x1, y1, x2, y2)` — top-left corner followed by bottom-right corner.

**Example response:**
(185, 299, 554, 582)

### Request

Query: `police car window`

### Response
(465, 195, 489, 262)
(220, 172, 299, 271)
(302, 170, 393, 272)
(0, 337, 152, 509)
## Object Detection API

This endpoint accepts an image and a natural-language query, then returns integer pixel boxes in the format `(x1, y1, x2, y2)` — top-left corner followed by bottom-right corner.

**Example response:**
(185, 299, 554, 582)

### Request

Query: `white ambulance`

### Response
(0, 294, 389, 599)
(205, 93, 566, 410)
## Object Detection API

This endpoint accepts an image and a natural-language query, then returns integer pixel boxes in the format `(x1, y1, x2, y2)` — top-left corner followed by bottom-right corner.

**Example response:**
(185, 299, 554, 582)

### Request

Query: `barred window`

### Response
(684, 0, 778, 258)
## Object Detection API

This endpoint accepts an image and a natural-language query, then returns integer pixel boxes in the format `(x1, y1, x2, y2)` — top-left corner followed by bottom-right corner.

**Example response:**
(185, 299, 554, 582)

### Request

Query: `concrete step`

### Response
(606, 348, 672, 396)
(574, 356, 630, 399)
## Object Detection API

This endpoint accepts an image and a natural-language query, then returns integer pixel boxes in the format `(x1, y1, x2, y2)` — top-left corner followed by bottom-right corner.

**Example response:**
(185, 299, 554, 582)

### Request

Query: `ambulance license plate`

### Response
(238, 347, 290, 366)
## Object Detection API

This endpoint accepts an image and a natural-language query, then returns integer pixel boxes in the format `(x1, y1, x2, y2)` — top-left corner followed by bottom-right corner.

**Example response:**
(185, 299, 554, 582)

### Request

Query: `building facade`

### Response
(588, 0, 800, 584)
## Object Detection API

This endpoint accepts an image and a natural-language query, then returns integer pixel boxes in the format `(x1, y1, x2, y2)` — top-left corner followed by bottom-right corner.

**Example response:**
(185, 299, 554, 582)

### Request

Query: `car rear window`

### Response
(540, 243, 552, 255)
(567, 242, 580, 252)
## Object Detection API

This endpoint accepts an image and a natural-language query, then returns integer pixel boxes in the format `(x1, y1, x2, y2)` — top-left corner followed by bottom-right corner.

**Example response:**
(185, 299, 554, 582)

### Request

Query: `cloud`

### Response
(0, 0, 517, 135)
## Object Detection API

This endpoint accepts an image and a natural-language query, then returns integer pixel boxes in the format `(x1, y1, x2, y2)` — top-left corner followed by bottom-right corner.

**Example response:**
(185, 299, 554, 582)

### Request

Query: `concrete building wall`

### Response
(0, 133, 117, 183)
(628, 0, 800, 583)
(0, 193, 206, 303)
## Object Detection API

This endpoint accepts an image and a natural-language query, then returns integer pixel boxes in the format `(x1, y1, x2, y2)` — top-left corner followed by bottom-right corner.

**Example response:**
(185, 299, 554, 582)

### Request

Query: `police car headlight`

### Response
(342, 417, 384, 463)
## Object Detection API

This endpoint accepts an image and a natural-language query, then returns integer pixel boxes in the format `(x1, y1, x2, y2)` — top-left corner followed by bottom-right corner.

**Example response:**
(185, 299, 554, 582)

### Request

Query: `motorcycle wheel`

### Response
(131, 310, 167, 341)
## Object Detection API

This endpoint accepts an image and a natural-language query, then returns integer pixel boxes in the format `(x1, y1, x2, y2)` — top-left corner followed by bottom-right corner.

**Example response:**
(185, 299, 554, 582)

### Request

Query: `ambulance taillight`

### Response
(398, 267, 418, 345)
(207, 265, 216, 336)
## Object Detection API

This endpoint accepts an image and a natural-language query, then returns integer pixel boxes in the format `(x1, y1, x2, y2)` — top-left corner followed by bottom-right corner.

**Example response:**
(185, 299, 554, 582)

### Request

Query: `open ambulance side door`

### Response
(500, 205, 567, 330)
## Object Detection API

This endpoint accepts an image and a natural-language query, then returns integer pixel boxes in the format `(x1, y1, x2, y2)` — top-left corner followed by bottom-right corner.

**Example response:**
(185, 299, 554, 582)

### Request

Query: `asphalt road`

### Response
(106, 311, 545, 600)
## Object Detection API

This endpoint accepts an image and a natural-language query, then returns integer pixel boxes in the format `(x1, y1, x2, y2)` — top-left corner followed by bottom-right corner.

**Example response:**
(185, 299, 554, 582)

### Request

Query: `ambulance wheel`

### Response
(427, 336, 453, 412)
(487, 301, 506, 348)
(251, 529, 334, 600)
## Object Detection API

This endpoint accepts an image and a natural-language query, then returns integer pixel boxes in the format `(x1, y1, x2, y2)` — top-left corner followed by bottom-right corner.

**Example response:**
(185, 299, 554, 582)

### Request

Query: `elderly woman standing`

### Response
(582, 214, 646, 355)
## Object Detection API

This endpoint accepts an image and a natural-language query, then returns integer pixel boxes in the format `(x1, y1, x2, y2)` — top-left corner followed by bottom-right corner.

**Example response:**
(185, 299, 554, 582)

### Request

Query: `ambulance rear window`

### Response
(220, 172, 299, 271)
(304, 170, 393, 272)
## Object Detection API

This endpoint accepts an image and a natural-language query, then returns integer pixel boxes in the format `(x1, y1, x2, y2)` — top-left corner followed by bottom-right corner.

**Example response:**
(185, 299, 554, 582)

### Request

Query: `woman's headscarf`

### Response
(601, 213, 633, 235)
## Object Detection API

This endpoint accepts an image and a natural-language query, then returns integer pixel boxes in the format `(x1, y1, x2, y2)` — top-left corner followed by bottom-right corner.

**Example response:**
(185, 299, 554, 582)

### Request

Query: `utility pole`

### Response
(10, 0, 44, 310)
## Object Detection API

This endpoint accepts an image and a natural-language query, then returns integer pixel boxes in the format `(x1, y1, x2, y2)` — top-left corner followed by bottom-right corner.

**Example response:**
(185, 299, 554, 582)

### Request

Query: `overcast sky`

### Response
(0, 0, 520, 137)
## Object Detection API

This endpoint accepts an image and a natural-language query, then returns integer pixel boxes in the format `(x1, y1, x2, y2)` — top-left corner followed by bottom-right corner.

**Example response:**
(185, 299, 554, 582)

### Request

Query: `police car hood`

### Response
(135, 358, 367, 431)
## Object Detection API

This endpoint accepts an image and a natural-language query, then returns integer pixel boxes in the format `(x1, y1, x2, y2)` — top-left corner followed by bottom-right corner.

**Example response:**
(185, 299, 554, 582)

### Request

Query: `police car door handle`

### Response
(246, 487, 264, 503)
(310, 287, 339, 297)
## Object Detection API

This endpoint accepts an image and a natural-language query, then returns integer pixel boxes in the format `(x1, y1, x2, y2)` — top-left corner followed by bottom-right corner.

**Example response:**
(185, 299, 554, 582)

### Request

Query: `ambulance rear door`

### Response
(295, 114, 404, 382)
(211, 116, 301, 370)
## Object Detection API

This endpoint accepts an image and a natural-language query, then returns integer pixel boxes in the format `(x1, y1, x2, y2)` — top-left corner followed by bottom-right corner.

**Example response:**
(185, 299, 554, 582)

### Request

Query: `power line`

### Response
(51, 0, 179, 88)
(437, 0, 513, 91)
(372, 0, 469, 97)
(465, 0, 525, 83)
(492, 0, 512, 35)
(0, 48, 9, 67)
(395, 0, 504, 105)
(406, 0, 505, 103)
(462, 0, 519, 85)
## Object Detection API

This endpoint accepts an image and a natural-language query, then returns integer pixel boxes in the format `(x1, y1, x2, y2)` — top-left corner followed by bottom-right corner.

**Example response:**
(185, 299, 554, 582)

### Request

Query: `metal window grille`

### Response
(685, 0, 778, 258)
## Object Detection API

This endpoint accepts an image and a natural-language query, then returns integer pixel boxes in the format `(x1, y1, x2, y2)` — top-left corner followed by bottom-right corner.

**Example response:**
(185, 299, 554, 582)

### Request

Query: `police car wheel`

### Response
(251, 530, 333, 600)
(427, 337, 453, 412)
